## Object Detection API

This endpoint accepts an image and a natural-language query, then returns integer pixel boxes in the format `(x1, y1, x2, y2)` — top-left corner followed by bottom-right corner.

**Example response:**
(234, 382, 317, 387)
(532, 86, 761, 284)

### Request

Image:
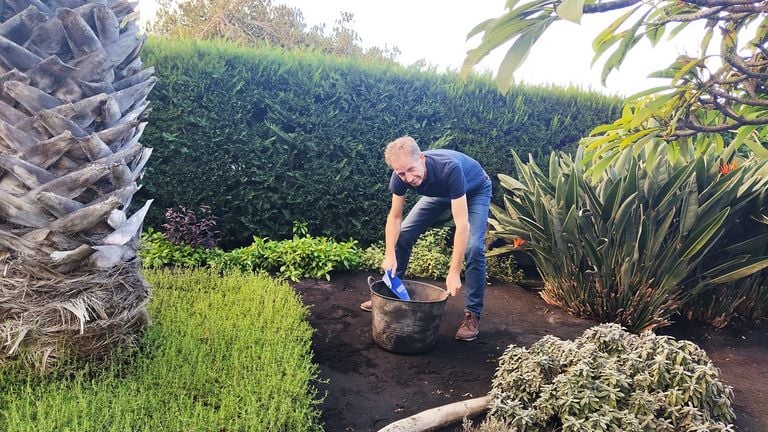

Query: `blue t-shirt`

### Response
(389, 149, 489, 199)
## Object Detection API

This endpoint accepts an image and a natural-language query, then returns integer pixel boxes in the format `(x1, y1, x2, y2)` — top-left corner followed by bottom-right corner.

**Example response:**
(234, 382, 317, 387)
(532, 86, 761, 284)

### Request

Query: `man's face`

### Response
(390, 151, 426, 187)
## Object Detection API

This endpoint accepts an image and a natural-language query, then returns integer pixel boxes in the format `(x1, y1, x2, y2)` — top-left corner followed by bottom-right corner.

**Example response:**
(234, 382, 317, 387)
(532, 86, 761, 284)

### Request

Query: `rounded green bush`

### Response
(476, 323, 735, 431)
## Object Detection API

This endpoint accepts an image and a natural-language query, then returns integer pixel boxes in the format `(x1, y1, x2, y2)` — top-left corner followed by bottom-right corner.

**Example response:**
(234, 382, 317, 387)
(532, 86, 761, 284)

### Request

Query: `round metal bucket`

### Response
(368, 276, 449, 354)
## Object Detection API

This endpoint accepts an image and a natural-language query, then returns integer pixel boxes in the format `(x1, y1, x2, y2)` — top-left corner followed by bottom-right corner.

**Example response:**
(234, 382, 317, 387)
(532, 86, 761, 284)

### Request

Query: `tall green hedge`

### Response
(139, 38, 621, 247)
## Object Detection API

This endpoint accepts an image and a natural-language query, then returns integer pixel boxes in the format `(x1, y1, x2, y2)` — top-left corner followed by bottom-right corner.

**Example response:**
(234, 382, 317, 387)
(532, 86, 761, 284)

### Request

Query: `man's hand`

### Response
(446, 272, 462, 296)
(381, 255, 398, 276)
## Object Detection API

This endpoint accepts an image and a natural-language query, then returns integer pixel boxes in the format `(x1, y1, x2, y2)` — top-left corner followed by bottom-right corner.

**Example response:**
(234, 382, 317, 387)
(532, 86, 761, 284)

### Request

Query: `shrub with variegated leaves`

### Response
(474, 324, 735, 431)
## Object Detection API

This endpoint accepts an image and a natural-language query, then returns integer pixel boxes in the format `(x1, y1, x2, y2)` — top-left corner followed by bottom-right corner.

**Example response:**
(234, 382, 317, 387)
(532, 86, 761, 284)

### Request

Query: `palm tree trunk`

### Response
(0, 0, 154, 371)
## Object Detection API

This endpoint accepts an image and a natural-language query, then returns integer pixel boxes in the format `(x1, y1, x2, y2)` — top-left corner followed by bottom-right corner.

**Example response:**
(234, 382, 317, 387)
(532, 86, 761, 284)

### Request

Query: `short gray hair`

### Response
(384, 136, 421, 167)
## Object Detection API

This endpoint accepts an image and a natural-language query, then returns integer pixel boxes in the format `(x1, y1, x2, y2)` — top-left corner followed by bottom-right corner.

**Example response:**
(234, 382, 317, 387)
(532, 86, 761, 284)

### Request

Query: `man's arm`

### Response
(382, 194, 406, 274)
(447, 195, 469, 296)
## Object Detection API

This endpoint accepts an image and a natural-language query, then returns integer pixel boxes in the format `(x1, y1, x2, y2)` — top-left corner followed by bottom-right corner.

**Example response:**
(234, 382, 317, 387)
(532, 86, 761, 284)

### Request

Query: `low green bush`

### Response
(487, 254, 525, 284)
(360, 227, 522, 283)
(140, 229, 361, 281)
(0, 270, 322, 431)
(358, 227, 451, 279)
(474, 323, 735, 431)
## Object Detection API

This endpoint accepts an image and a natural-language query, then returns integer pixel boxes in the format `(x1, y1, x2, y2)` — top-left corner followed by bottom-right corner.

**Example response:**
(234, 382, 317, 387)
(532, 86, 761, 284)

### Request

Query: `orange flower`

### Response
(513, 237, 526, 248)
(720, 160, 738, 175)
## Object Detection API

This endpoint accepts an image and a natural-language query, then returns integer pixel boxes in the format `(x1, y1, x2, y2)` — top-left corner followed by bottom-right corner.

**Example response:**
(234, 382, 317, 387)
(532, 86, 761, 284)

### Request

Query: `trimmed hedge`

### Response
(139, 38, 621, 247)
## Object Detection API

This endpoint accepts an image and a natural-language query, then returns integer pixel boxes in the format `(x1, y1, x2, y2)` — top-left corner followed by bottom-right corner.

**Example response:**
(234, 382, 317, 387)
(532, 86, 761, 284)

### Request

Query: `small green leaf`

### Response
(556, 0, 585, 24)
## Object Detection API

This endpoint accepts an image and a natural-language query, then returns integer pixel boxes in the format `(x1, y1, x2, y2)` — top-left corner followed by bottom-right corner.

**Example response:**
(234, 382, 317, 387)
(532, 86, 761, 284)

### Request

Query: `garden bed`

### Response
(294, 271, 768, 432)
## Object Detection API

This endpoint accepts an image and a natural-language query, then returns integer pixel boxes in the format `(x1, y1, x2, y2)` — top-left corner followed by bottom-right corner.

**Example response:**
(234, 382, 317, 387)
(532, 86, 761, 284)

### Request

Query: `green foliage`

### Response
(406, 227, 453, 280)
(150, 0, 399, 63)
(467, 0, 767, 176)
(140, 228, 361, 281)
(360, 227, 523, 283)
(487, 254, 525, 284)
(477, 323, 735, 431)
(358, 227, 451, 279)
(491, 150, 768, 331)
(0, 270, 322, 431)
(140, 228, 213, 269)
(359, 242, 385, 272)
(138, 37, 621, 247)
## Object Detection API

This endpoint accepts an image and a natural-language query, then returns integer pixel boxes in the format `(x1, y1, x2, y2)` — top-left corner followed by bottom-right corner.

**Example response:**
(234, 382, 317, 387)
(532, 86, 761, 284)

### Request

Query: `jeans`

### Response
(395, 180, 492, 316)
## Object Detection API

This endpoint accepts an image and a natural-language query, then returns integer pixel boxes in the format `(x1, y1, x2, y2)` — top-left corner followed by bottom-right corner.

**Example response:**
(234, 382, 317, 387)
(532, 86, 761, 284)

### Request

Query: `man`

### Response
(360, 136, 492, 341)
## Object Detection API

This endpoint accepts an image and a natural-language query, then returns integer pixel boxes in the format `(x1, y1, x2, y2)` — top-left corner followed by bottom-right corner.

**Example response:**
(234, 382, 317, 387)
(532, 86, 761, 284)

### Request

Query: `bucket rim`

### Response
(369, 279, 449, 304)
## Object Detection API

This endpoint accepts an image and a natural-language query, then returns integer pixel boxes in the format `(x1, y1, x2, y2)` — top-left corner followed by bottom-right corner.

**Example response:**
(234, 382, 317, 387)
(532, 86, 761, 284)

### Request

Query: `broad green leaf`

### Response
(722, 232, 768, 254)
(592, 30, 626, 67)
(461, 14, 541, 78)
(627, 85, 671, 101)
(667, 21, 691, 41)
(618, 128, 659, 149)
(466, 17, 497, 40)
(672, 56, 702, 84)
(565, 169, 578, 210)
(498, 173, 528, 191)
(679, 180, 699, 237)
(600, 10, 650, 85)
(496, 18, 553, 93)
(592, 6, 640, 51)
(710, 257, 768, 284)
(613, 191, 638, 232)
(590, 152, 620, 182)
(654, 162, 698, 213)
(555, 0, 584, 24)
(744, 129, 768, 158)
(700, 27, 714, 54)
(649, 209, 676, 258)
(679, 207, 730, 259)
(646, 24, 665, 47)
(486, 245, 517, 257)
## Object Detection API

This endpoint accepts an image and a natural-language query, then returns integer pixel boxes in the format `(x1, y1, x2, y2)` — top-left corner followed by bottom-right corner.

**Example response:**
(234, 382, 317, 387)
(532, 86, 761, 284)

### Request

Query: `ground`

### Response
(293, 271, 768, 432)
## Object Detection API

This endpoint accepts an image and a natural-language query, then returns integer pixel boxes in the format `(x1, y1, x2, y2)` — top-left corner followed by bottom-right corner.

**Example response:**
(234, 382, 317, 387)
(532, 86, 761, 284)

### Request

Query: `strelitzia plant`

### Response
(490, 149, 768, 332)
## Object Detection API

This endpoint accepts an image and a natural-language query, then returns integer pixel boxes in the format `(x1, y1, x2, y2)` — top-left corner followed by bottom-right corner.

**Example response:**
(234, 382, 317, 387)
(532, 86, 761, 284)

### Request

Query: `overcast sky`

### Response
(138, 0, 704, 97)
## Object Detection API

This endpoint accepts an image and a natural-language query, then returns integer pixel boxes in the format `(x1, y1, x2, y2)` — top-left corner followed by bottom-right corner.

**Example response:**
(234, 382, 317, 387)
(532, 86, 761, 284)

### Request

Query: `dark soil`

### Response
(293, 271, 768, 432)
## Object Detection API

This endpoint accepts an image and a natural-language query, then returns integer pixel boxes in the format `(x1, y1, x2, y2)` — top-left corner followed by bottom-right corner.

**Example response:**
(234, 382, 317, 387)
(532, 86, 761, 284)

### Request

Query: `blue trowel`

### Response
(383, 269, 410, 301)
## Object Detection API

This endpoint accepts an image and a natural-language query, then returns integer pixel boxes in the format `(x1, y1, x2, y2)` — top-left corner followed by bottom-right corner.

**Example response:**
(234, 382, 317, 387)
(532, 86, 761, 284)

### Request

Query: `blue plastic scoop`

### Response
(383, 269, 410, 301)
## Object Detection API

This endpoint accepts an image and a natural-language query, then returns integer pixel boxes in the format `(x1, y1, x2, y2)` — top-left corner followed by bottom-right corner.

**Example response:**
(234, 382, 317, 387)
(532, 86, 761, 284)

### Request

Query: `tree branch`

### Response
(686, 0, 761, 7)
(724, 53, 768, 79)
(659, 6, 724, 23)
(706, 87, 768, 106)
(583, 0, 643, 13)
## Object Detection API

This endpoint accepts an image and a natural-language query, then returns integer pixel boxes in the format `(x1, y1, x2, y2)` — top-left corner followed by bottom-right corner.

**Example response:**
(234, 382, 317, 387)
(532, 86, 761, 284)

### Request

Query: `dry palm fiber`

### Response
(0, 0, 154, 371)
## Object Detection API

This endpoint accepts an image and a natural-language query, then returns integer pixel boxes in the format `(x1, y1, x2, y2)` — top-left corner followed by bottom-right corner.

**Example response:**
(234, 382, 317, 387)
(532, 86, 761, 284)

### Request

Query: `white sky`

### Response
(137, 0, 704, 97)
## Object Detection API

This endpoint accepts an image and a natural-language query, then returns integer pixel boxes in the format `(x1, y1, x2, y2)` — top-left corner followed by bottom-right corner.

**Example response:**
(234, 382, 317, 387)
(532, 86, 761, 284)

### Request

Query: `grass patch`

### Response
(0, 269, 322, 431)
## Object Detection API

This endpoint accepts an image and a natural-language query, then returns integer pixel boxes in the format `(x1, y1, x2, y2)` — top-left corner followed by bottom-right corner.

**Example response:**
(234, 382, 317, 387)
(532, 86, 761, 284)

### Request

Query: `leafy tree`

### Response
(462, 0, 768, 171)
(150, 0, 400, 62)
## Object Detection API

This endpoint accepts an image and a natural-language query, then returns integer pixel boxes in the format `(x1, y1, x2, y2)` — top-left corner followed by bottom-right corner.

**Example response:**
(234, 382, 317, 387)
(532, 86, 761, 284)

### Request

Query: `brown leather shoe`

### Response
(360, 299, 372, 312)
(455, 312, 479, 341)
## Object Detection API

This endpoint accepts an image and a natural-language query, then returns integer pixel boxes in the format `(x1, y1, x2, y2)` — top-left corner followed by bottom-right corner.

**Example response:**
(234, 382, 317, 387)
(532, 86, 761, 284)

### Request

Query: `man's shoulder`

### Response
(424, 149, 465, 167)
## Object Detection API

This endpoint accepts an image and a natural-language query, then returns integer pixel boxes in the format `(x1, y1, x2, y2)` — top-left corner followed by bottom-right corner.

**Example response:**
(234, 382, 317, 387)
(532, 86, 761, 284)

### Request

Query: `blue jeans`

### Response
(395, 180, 492, 316)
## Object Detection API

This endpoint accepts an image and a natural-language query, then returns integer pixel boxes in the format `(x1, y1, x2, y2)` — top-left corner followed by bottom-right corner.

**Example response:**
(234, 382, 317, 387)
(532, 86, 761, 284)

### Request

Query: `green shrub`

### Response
(140, 229, 361, 281)
(140, 228, 215, 269)
(487, 254, 524, 284)
(0, 270, 322, 431)
(477, 323, 734, 431)
(138, 38, 622, 247)
(491, 150, 768, 331)
(359, 241, 385, 272)
(361, 227, 523, 284)
(359, 227, 452, 279)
